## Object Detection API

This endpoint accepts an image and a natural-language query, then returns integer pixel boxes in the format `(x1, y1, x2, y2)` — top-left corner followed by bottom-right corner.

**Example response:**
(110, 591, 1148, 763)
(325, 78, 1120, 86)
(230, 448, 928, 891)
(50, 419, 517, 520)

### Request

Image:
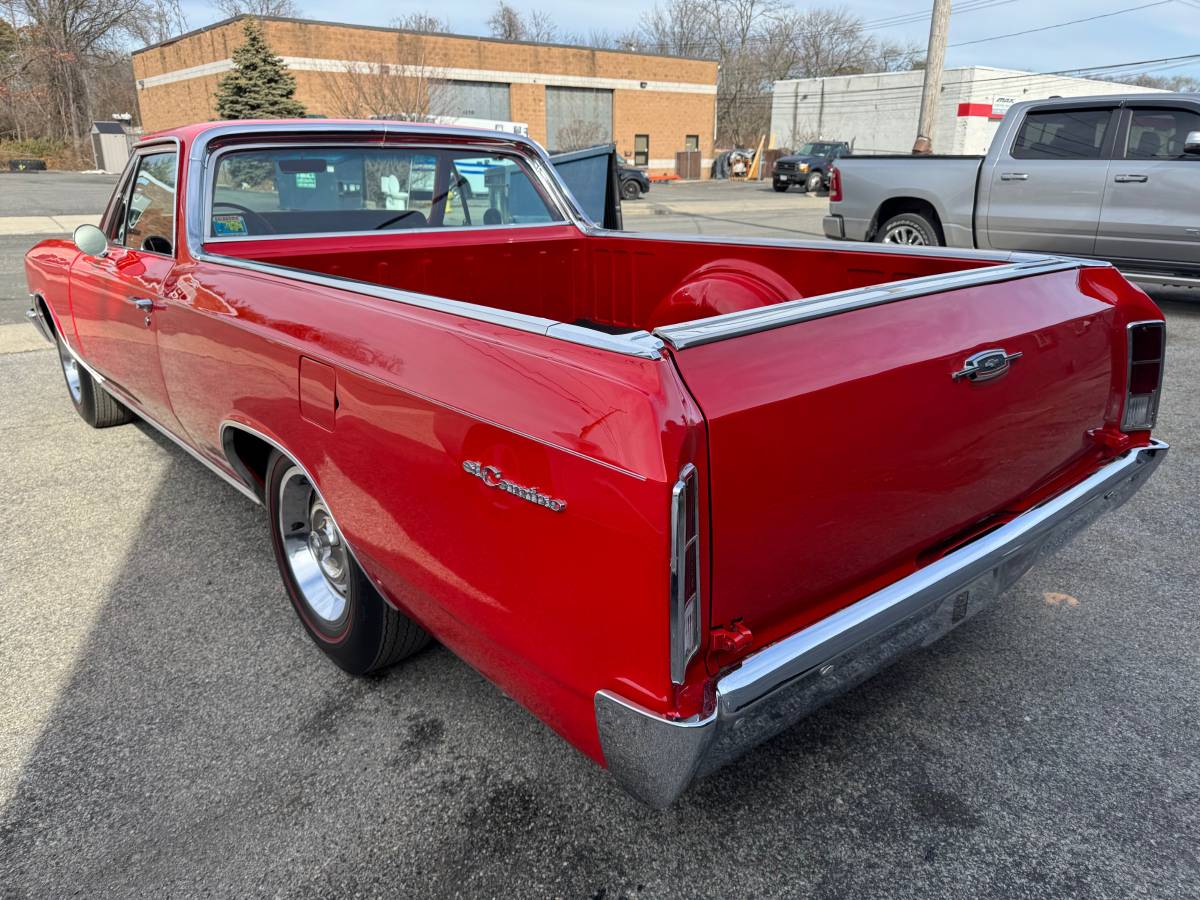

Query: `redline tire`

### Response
(266, 450, 430, 674)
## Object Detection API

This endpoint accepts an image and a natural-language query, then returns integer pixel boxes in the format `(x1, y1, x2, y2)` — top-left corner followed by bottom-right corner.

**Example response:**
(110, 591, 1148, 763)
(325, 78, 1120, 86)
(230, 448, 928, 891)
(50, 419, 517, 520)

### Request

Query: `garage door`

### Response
(433, 81, 512, 121)
(546, 87, 613, 152)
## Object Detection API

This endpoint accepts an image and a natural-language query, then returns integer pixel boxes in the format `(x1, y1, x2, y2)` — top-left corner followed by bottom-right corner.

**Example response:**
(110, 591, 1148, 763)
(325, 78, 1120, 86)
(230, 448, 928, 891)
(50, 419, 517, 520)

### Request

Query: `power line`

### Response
(948, 0, 1176, 48)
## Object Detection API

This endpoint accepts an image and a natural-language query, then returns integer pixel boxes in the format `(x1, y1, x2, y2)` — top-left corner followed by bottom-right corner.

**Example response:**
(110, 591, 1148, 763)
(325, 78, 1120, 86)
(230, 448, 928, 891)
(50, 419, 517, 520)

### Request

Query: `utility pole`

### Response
(912, 0, 952, 155)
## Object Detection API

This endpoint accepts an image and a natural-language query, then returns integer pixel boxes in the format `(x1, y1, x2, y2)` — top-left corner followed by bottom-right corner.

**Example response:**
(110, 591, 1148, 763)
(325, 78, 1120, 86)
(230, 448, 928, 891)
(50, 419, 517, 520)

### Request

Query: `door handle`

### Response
(128, 297, 156, 311)
(1114, 174, 1149, 183)
(1000, 172, 1029, 181)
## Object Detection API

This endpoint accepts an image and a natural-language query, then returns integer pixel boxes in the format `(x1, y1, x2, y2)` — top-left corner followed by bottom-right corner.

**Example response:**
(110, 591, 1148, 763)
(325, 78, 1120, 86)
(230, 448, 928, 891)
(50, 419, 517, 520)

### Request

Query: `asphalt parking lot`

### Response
(1, 173, 1197, 898)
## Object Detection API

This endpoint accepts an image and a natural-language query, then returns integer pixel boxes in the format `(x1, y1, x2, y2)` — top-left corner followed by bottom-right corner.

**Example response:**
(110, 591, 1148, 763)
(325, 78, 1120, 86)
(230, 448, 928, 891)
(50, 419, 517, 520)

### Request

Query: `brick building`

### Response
(131, 16, 718, 175)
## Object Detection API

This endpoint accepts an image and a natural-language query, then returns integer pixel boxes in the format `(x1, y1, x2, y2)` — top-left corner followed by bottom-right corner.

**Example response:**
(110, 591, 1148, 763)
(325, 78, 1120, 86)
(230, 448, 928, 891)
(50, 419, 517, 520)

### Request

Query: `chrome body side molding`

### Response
(596, 439, 1168, 807)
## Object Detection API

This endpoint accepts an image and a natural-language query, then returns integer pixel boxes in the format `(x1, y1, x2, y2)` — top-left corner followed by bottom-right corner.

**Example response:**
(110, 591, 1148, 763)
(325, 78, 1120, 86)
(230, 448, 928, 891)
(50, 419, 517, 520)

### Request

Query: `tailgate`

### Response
(662, 265, 1125, 649)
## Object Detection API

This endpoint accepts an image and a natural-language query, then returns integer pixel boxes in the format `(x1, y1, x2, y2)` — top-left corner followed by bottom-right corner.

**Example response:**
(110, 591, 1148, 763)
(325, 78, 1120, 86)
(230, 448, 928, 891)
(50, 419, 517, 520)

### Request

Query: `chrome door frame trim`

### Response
(58, 339, 261, 504)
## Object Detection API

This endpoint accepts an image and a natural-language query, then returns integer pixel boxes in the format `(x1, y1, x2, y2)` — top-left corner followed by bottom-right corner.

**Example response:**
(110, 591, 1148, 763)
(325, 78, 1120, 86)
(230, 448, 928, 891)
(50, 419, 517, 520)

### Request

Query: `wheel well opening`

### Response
(222, 426, 274, 502)
(34, 295, 57, 338)
(872, 198, 945, 243)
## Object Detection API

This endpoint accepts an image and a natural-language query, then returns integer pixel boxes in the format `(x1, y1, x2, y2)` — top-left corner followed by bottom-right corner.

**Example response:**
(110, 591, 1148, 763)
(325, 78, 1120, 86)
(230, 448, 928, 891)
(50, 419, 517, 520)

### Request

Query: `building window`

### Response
(545, 86, 613, 152)
(634, 134, 649, 167)
(685, 134, 699, 152)
(432, 81, 512, 122)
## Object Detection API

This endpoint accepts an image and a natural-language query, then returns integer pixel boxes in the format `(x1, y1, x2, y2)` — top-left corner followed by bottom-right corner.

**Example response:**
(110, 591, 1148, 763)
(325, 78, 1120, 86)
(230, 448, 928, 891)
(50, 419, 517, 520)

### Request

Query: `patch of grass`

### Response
(0, 138, 93, 170)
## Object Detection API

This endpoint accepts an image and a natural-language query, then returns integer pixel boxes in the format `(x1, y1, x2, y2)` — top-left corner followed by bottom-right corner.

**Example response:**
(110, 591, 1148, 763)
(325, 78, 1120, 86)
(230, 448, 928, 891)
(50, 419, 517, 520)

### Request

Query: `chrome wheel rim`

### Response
(882, 224, 927, 245)
(278, 466, 349, 624)
(58, 340, 82, 403)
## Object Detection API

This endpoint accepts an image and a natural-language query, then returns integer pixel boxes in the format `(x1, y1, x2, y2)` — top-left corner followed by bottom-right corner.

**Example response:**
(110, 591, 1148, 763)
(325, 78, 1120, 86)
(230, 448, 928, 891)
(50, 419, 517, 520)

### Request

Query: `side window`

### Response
(1011, 108, 1114, 160)
(123, 151, 177, 254)
(446, 155, 559, 227)
(1126, 108, 1200, 160)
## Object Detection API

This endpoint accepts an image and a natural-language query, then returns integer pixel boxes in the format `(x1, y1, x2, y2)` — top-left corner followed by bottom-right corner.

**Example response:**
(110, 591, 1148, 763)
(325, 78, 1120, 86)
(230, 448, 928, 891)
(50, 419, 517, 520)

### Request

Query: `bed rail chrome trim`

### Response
(596, 439, 1168, 807)
(652, 256, 1105, 350)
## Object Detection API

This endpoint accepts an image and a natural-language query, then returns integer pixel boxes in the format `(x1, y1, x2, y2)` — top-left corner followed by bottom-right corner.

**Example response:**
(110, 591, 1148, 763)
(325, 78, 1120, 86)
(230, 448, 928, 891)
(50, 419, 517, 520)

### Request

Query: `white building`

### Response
(771, 67, 1166, 155)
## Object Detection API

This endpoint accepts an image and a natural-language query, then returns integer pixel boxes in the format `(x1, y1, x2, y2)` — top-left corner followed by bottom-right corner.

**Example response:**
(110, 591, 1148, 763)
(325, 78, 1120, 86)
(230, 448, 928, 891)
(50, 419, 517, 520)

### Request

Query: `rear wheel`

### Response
(55, 331, 134, 428)
(267, 451, 430, 675)
(621, 179, 642, 200)
(876, 212, 941, 246)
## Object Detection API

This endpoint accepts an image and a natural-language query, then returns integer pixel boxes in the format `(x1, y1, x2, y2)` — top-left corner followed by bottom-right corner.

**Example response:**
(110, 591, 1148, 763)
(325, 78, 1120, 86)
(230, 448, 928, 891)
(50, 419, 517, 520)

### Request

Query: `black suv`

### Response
(773, 141, 852, 193)
(617, 156, 651, 200)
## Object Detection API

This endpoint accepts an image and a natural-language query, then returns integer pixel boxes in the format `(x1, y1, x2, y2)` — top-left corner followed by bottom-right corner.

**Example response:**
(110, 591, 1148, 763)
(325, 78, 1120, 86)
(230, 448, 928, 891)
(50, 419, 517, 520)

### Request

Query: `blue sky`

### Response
(177, 0, 1200, 81)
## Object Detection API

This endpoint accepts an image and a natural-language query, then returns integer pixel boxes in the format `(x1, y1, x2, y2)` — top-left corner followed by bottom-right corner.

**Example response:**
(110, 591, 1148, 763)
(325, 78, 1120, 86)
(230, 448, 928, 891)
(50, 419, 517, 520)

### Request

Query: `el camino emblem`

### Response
(953, 348, 1023, 383)
(462, 461, 566, 512)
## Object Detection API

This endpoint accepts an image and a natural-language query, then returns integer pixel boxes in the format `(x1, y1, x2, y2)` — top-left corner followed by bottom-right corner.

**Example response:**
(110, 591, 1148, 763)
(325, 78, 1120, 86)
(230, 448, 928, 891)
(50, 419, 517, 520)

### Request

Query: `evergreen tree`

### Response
(214, 20, 306, 120)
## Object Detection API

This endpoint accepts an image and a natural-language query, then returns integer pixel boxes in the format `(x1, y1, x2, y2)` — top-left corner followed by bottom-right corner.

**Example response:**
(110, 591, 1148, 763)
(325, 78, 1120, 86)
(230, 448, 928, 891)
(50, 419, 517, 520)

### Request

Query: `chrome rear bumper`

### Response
(596, 439, 1168, 807)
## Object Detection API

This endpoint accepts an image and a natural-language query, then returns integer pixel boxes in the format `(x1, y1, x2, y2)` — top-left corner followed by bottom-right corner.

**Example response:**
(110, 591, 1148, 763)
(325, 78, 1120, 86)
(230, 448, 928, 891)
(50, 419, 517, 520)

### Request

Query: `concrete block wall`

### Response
(132, 17, 718, 174)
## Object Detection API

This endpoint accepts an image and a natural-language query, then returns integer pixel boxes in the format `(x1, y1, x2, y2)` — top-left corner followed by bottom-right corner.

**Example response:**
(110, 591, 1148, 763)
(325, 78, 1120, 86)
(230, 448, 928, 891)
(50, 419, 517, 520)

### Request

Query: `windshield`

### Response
(795, 143, 840, 156)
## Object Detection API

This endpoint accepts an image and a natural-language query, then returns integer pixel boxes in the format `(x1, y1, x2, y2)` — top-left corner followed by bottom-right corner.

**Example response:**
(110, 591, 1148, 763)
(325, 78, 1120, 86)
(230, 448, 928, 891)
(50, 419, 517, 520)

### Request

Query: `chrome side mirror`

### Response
(1184, 131, 1200, 155)
(72, 223, 108, 258)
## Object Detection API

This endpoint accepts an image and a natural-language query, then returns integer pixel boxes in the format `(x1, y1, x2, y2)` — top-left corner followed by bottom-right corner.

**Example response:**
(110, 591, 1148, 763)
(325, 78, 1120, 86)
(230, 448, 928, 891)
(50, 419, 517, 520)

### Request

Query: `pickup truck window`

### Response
(1126, 108, 1200, 160)
(1011, 108, 1113, 161)
(209, 147, 561, 238)
(123, 150, 178, 255)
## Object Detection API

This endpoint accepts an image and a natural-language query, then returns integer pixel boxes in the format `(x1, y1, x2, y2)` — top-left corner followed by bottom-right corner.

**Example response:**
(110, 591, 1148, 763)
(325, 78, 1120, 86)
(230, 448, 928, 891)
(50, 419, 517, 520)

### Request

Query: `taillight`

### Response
(1122, 320, 1165, 431)
(828, 166, 843, 202)
(670, 464, 701, 684)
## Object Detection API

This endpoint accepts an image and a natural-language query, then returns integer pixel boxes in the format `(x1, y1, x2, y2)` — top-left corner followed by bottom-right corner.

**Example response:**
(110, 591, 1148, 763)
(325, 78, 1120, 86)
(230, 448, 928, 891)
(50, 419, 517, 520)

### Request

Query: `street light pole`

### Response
(913, 0, 952, 155)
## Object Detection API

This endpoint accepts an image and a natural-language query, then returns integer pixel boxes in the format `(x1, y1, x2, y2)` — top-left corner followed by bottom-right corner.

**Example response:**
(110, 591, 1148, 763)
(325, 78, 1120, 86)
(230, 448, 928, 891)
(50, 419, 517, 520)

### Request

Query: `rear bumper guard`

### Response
(596, 439, 1168, 807)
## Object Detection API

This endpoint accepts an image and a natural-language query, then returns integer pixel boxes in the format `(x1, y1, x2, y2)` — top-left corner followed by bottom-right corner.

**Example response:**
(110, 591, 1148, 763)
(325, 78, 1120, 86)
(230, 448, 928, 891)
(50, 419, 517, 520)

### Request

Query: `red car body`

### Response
(25, 121, 1168, 806)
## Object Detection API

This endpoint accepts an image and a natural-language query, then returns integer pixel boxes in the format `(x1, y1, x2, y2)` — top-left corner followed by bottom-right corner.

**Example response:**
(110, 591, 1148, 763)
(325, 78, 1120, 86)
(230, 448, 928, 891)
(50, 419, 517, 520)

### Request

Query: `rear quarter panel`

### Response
(158, 260, 710, 760)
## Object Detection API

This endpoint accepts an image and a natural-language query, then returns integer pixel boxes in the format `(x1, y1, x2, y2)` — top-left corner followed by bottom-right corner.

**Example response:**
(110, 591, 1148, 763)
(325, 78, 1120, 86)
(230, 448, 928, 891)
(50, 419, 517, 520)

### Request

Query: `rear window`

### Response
(209, 146, 562, 238)
(1011, 108, 1114, 160)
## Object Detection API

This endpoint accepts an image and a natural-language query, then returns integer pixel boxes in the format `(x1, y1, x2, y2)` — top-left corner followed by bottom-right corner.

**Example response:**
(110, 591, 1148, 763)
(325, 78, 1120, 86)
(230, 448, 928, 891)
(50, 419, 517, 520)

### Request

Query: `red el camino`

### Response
(24, 121, 1168, 806)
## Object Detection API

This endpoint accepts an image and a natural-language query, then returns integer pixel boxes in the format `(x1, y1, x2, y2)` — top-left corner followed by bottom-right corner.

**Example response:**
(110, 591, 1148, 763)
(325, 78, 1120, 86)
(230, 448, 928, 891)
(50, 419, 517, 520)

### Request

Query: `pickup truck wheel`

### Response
(805, 171, 824, 193)
(621, 179, 642, 200)
(772, 181, 789, 192)
(267, 451, 430, 675)
(55, 333, 134, 428)
(876, 212, 941, 246)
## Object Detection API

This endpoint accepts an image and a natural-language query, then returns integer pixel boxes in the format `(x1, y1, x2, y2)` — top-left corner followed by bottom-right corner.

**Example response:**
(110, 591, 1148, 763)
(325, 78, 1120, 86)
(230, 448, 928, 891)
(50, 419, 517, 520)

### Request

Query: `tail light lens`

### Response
(670, 464, 701, 684)
(1122, 321, 1165, 431)
(828, 166, 843, 202)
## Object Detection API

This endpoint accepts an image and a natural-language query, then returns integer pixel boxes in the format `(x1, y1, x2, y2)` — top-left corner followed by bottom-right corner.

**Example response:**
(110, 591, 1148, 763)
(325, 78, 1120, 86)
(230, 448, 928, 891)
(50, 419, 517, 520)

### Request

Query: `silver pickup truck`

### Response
(824, 94, 1200, 291)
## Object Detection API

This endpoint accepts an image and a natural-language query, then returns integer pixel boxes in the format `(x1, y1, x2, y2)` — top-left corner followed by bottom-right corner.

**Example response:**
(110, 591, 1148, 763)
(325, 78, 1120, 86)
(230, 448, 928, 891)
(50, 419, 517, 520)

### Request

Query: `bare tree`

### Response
(392, 11, 449, 33)
(6, 0, 187, 146)
(486, 2, 557, 42)
(635, 1, 917, 146)
(214, 0, 301, 18)
(318, 33, 447, 121)
(487, 2, 523, 40)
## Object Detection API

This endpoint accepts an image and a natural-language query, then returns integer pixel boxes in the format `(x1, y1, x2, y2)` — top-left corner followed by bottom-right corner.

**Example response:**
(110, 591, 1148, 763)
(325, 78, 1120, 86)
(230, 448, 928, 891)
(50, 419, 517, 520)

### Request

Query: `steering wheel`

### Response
(374, 210, 428, 230)
(212, 201, 275, 236)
